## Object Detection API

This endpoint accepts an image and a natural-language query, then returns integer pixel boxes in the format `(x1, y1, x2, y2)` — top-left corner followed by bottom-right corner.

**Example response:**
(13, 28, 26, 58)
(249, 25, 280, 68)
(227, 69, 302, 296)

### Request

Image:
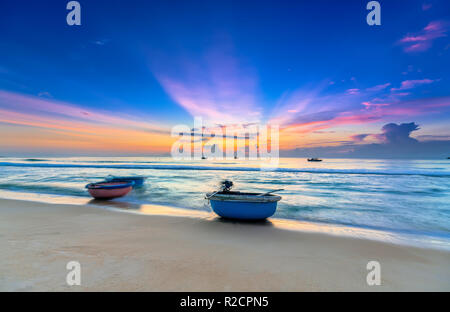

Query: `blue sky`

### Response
(0, 0, 449, 156)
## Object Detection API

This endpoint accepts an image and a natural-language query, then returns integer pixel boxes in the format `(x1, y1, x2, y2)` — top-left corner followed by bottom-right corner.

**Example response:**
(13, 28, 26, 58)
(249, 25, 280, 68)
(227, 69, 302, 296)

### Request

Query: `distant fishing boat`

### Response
(86, 181, 134, 199)
(307, 158, 322, 162)
(105, 176, 145, 187)
(206, 181, 282, 220)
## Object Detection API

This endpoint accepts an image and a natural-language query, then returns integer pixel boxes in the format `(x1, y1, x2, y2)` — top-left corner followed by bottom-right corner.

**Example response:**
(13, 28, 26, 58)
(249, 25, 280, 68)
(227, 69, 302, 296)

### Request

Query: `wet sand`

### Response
(0, 198, 449, 291)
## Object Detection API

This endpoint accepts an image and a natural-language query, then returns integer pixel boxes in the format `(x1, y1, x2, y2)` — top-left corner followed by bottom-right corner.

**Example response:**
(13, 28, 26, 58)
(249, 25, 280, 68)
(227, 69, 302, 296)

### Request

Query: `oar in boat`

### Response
(206, 190, 220, 199)
(206, 180, 234, 199)
(257, 189, 284, 196)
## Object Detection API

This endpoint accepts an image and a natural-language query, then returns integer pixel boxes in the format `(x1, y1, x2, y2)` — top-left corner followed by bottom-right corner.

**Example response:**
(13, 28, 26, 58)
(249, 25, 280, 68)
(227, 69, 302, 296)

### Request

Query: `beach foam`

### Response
(0, 161, 449, 177)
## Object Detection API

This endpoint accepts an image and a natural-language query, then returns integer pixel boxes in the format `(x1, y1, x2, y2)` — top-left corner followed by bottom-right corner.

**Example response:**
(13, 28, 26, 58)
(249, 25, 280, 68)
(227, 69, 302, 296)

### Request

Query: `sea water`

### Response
(0, 157, 449, 249)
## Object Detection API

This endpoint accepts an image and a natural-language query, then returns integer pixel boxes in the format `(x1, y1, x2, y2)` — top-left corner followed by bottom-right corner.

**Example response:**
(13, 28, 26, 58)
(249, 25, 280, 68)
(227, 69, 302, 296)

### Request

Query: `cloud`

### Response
(366, 83, 391, 92)
(268, 85, 329, 127)
(390, 79, 435, 92)
(362, 101, 389, 110)
(280, 111, 382, 136)
(422, 3, 432, 11)
(270, 74, 449, 143)
(277, 94, 450, 151)
(399, 21, 448, 52)
(271, 82, 389, 133)
(0, 90, 172, 155)
(350, 134, 369, 142)
(37, 91, 52, 98)
(381, 96, 450, 116)
(152, 44, 261, 124)
(0, 90, 168, 134)
(92, 39, 110, 46)
(346, 88, 360, 95)
(391, 92, 410, 97)
(282, 139, 450, 159)
(376, 122, 420, 144)
(417, 134, 450, 141)
(270, 85, 370, 131)
(282, 123, 450, 159)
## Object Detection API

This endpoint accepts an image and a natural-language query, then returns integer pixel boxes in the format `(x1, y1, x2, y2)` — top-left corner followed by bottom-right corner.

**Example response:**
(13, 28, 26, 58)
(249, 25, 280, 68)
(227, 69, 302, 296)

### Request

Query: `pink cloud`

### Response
(390, 79, 435, 91)
(268, 73, 449, 139)
(281, 96, 450, 135)
(362, 101, 390, 110)
(346, 88, 360, 95)
(0, 90, 168, 135)
(422, 3, 432, 11)
(350, 134, 369, 142)
(281, 111, 383, 135)
(268, 87, 326, 126)
(399, 21, 448, 52)
(152, 45, 262, 124)
(383, 97, 450, 116)
(392, 92, 410, 97)
(366, 83, 391, 92)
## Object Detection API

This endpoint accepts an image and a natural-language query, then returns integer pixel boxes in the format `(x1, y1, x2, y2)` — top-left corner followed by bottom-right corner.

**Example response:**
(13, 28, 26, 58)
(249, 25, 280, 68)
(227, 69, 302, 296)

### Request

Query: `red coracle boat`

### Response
(85, 181, 134, 200)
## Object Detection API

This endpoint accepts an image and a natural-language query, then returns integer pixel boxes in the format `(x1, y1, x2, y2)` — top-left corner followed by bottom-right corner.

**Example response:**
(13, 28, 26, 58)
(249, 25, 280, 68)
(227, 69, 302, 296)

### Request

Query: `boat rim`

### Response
(105, 176, 146, 181)
(206, 192, 281, 203)
(85, 181, 135, 189)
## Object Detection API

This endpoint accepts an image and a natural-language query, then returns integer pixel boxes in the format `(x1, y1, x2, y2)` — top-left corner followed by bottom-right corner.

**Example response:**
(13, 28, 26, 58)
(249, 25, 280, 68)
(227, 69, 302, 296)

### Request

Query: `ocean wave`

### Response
(24, 158, 49, 162)
(0, 182, 88, 197)
(0, 161, 449, 177)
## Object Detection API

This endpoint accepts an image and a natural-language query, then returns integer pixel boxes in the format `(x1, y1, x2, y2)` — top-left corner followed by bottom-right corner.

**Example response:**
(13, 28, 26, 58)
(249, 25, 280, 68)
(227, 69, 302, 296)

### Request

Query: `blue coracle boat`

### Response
(105, 176, 146, 187)
(207, 191, 282, 220)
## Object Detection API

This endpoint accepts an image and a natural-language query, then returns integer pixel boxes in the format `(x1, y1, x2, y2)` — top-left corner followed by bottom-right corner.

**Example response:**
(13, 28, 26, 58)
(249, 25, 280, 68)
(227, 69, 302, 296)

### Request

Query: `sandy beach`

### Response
(0, 198, 449, 291)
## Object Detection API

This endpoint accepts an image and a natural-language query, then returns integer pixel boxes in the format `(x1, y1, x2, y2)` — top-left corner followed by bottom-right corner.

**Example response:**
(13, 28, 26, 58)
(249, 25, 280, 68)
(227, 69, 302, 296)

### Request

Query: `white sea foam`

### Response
(0, 161, 449, 177)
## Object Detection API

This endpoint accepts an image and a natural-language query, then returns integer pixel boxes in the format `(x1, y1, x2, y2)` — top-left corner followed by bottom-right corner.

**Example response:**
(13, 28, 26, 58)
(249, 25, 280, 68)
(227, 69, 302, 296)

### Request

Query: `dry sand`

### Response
(0, 198, 449, 291)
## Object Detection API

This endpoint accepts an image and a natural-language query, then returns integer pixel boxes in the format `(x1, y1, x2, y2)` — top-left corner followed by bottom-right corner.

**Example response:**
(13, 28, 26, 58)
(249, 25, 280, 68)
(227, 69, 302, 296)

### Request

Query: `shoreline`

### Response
(1, 197, 449, 291)
(0, 189, 449, 252)
(1, 160, 449, 177)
